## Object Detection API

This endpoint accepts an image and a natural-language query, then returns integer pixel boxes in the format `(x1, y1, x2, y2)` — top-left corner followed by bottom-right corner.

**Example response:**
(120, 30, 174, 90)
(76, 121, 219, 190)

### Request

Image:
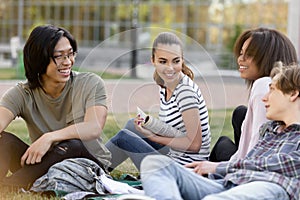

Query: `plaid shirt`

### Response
(216, 121, 300, 200)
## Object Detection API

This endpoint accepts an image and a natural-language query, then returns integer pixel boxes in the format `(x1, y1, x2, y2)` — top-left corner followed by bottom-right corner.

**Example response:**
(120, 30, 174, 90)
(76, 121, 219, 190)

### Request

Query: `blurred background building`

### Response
(0, 0, 298, 77)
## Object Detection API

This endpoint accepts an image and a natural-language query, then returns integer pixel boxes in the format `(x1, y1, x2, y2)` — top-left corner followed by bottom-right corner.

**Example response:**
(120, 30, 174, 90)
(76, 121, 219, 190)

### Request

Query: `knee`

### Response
(0, 131, 20, 146)
(232, 105, 247, 119)
(141, 155, 175, 183)
(53, 139, 84, 155)
(212, 136, 232, 150)
(0, 131, 16, 141)
(216, 136, 233, 146)
(141, 155, 173, 173)
(110, 129, 136, 145)
(124, 119, 136, 131)
(109, 129, 126, 143)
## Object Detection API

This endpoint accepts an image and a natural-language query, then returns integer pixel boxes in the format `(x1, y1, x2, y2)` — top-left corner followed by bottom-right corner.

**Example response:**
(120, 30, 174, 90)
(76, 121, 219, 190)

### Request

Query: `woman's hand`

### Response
(133, 115, 156, 138)
(185, 161, 219, 175)
(21, 133, 53, 166)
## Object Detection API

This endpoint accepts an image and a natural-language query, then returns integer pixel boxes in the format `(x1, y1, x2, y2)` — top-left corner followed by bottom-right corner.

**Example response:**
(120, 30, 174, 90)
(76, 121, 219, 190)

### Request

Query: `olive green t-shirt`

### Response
(0, 71, 111, 167)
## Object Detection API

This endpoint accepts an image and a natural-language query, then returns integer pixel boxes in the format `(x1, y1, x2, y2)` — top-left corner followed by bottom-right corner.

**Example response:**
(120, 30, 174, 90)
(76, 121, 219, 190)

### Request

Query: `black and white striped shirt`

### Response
(159, 75, 211, 165)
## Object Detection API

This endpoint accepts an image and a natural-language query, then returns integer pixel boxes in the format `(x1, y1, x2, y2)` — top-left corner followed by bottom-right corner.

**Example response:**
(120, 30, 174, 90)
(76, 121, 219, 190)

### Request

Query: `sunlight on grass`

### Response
(209, 109, 234, 145)
(0, 67, 20, 79)
(6, 110, 234, 146)
(0, 67, 126, 80)
(2, 109, 234, 198)
(0, 190, 59, 200)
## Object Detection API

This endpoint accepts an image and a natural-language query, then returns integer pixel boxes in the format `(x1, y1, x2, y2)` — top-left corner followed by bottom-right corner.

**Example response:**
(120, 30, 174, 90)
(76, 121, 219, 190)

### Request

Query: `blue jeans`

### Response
(105, 119, 169, 170)
(141, 155, 289, 200)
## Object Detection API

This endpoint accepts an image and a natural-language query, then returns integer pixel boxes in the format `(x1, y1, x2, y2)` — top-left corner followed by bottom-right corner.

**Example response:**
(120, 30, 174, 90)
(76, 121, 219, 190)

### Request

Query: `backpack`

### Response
(30, 157, 143, 197)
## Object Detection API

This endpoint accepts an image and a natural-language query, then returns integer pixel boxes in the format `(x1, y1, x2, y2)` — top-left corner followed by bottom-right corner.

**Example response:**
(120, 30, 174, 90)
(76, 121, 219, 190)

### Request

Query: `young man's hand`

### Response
(21, 133, 53, 166)
(185, 161, 219, 175)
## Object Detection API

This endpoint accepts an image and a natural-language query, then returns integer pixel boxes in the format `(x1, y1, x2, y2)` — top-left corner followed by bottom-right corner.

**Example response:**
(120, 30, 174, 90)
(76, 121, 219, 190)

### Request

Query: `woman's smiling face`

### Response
(152, 43, 183, 87)
(237, 38, 260, 81)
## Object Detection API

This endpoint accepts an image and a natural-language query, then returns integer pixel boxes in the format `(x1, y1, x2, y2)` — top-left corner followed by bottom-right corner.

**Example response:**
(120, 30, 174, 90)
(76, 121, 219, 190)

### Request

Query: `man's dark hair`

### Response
(23, 24, 77, 89)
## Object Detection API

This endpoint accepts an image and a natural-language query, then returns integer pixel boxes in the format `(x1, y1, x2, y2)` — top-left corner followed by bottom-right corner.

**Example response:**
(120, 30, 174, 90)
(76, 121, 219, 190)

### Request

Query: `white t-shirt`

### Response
(230, 76, 271, 161)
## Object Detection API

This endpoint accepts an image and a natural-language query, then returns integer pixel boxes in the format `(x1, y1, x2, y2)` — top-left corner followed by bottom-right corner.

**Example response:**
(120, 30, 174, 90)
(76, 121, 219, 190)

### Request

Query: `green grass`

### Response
(0, 67, 22, 79)
(8, 110, 234, 145)
(2, 109, 234, 198)
(3, 102, 234, 198)
(0, 67, 126, 80)
(6, 110, 233, 152)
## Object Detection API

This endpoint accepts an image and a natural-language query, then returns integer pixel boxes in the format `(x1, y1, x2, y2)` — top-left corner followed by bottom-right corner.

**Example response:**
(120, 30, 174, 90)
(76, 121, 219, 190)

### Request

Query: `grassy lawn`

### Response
(0, 67, 235, 198)
(0, 67, 22, 79)
(0, 67, 126, 80)
(2, 109, 234, 199)
(6, 109, 234, 153)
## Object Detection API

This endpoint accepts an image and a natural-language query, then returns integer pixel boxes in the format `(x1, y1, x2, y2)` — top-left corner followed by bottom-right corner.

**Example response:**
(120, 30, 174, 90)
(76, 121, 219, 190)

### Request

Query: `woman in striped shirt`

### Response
(106, 32, 211, 171)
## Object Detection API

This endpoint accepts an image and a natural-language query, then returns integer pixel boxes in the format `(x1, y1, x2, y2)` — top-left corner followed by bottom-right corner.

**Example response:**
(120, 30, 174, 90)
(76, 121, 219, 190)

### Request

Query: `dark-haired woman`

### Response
(210, 27, 298, 162)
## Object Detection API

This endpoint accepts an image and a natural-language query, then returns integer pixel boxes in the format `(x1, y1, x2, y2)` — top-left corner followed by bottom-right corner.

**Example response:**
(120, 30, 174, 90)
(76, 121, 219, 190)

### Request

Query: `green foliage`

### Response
(226, 24, 243, 52)
(218, 24, 243, 70)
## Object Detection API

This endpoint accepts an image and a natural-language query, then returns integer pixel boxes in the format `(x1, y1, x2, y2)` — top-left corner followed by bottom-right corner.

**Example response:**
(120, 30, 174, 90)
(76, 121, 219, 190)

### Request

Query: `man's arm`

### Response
(0, 106, 15, 132)
(45, 105, 107, 141)
(21, 105, 107, 166)
(216, 149, 300, 178)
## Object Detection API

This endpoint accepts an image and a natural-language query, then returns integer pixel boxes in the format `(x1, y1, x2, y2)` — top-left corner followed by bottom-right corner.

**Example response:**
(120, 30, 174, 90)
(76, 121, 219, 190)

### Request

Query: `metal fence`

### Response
(0, 0, 289, 70)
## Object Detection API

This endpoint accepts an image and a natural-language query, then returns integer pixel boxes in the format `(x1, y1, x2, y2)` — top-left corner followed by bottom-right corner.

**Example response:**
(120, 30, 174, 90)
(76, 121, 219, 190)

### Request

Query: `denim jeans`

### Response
(141, 155, 289, 200)
(105, 119, 169, 170)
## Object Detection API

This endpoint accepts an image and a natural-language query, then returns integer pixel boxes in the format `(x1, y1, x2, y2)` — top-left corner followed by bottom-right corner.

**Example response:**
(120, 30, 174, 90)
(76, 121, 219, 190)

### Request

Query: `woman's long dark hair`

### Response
(233, 27, 298, 89)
